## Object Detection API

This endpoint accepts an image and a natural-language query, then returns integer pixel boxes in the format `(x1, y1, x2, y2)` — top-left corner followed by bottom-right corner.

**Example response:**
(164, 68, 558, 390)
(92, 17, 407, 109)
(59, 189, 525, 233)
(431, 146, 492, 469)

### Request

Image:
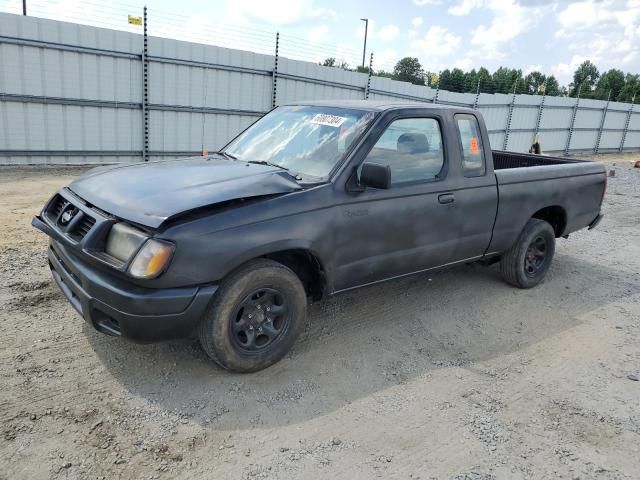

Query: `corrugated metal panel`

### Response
(539, 108, 572, 129)
(506, 131, 535, 152)
(570, 130, 597, 151)
(624, 131, 640, 149)
(510, 106, 538, 130)
(596, 131, 623, 149)
(0, 12, 638, 164)
(628, 111, 640, 130)
(573, 108, 603, 129)
(539, 130, 569, 152)
(603, 111, 628, 129)
(477, 105, 508, 131)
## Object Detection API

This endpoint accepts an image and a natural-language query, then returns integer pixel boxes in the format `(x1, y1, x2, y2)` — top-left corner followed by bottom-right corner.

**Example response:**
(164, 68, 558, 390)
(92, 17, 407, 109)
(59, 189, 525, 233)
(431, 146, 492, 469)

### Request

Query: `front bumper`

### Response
(45, 237, 217, 342)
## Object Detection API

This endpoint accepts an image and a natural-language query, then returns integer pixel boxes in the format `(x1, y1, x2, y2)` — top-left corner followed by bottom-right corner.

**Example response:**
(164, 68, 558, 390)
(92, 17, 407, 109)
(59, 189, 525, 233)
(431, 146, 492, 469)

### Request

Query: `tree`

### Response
(463, 69, 479, 93)
(569, 60, 599, 97)
(374, 70, 394, 79)
(477, 67, 495, 94)
(544, 75, 562, 96)
(392, 57, 425, 85)
(438, 69, 452, 90)
(320, 57, 335, 67)
(424, 71, 439, 88)
(594, 69, 625, 100)
(617, 74, 640, 103)
(492, 67, 525, 94)
(524, 71, 546, 95)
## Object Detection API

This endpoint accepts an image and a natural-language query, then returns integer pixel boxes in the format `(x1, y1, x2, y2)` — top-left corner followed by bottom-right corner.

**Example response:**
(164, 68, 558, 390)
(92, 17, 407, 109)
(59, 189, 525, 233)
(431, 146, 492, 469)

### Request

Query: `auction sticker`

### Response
(310, 113, 346, 127)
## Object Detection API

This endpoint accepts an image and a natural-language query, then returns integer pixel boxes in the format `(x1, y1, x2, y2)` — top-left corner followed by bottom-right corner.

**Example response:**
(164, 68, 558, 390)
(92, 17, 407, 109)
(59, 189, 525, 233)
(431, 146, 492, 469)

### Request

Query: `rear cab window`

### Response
(455, 114, 486, 177)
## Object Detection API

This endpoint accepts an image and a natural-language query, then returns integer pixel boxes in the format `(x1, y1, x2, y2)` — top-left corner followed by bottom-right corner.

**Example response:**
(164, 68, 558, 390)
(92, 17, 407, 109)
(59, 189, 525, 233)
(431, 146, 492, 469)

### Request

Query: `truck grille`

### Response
(68, 215, 96, 241)
(45, 193, 97, 242)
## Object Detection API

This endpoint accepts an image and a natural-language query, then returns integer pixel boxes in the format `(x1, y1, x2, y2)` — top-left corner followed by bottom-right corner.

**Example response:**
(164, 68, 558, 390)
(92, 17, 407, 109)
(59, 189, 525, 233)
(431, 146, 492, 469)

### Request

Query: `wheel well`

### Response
(532, 206, 567, 237)
(262, 249, 327, 302)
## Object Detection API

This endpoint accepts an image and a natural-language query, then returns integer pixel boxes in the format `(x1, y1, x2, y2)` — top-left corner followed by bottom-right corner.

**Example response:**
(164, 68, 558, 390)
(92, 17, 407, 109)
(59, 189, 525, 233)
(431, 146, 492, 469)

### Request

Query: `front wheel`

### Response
(198, 259, 307, 372)
(500, 218, 556, 289)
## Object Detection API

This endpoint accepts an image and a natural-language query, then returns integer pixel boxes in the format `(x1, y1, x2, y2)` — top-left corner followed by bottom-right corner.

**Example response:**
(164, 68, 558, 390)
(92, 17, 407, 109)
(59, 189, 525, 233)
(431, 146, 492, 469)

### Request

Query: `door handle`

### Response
(438, 193, 455, 204)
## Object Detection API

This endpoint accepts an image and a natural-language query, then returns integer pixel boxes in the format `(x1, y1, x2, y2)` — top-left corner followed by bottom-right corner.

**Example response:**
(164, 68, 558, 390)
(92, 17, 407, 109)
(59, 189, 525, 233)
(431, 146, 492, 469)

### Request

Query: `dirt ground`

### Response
(1, 153, 639, 480)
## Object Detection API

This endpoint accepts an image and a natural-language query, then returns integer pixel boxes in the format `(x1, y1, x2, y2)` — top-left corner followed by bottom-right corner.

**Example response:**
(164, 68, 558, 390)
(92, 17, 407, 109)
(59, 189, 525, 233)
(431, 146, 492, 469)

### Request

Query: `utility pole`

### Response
(360, 18, 368, 70)
(23, 0, 27, 15)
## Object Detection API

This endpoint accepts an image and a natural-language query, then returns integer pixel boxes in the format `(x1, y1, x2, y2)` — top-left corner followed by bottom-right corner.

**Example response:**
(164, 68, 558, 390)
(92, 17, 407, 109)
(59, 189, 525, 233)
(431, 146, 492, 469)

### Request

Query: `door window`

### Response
(455, 114, 485, 176)
(364, 118, 444, 185)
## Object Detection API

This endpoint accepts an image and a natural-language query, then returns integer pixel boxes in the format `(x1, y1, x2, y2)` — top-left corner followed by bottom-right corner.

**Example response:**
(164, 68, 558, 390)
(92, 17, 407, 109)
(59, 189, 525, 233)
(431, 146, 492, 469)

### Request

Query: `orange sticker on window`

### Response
(469, 137, 480, 154)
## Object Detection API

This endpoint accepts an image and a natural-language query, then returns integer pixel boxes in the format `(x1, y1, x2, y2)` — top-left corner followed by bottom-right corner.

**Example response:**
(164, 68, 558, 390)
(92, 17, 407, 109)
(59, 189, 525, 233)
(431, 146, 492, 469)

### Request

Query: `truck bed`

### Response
(492, 150, 586, 170)
(488, 150, 606, 255)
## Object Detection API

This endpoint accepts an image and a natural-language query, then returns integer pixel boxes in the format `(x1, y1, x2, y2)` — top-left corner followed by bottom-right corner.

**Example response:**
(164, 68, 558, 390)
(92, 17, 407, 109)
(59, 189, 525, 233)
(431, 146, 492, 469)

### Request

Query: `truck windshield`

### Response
(224, 106, 375, 179)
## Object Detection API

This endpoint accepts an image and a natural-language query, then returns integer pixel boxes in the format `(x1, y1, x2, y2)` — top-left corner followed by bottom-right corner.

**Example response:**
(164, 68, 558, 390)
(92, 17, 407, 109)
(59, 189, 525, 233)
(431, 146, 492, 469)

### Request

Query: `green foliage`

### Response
(363, 56, 636, 103)
(595, 69, 626, 100)
(616, 74, 640, 103)
(320, 57, 335, 67)
(569, 60, 599, 97)
(392, 57, 425, 85)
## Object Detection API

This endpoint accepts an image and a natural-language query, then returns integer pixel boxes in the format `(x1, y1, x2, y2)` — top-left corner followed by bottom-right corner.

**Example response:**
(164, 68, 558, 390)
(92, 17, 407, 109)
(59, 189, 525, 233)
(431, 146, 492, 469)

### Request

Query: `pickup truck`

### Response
(33, 101, 606, 372)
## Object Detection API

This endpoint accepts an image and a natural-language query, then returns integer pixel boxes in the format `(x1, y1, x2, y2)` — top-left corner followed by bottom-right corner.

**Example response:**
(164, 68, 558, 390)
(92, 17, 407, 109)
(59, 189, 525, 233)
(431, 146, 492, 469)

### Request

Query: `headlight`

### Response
(128, 239, 175, 279)
(105, 223, 147, 262)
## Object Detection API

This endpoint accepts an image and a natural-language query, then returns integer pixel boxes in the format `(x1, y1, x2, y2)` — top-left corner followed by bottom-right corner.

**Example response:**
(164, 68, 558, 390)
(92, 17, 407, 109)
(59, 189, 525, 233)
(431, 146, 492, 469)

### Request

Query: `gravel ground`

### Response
(1, 153, 639, 480)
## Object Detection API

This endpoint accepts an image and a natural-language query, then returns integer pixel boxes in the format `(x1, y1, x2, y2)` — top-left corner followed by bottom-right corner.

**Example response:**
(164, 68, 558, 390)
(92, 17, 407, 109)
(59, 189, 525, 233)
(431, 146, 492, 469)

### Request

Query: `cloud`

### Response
(448, 0, 484, 16)
(378, 24, 400, 41)
(525, 64, 543, 74)
(553, 0, 640, 82)
(550, 55, 588, 84)
(411, 17, 424, 27)
(225, 0, 336, 26)
(413, 0, 442, 5)
(374, 48, 400, 72)
(308, 25, 329, 43)
(470, 0, 543, 59)
(410, 25, 462, 58)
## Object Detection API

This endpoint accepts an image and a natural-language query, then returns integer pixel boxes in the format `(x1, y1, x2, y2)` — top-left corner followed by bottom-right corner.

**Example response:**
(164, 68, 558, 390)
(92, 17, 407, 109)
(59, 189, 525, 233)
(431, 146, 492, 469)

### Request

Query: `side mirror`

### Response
(360, 162, 391, 189)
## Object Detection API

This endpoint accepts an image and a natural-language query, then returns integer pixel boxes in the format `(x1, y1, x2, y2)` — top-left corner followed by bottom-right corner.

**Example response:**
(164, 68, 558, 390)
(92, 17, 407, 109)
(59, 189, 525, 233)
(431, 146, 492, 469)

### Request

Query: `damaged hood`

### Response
(69, 157, 302, 228)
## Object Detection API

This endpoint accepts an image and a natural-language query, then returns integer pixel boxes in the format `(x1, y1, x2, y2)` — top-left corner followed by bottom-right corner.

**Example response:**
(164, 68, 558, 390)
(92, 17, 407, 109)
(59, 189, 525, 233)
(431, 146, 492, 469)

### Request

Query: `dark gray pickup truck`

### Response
(33, 101, 606, 372)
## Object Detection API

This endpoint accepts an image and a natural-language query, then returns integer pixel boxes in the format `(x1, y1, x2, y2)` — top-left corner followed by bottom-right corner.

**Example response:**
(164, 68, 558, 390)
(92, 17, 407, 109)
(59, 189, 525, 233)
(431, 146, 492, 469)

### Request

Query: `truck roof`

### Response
(289, 100, 475, 113)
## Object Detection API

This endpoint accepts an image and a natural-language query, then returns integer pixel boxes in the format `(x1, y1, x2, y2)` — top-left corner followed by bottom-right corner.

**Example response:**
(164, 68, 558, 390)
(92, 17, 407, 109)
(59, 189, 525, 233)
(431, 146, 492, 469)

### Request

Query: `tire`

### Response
(198, 259, 307, 373)
(500, 218, 556, 289)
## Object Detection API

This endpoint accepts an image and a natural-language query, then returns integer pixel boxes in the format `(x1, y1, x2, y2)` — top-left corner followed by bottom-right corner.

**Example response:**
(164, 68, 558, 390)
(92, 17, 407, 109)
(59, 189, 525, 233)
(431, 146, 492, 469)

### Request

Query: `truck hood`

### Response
(68, 157, 302, 228)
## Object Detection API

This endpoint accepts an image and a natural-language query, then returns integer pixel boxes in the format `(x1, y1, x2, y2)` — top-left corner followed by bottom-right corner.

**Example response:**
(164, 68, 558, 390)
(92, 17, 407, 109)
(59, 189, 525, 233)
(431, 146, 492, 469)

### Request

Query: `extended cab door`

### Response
(332, 109, 498, 292)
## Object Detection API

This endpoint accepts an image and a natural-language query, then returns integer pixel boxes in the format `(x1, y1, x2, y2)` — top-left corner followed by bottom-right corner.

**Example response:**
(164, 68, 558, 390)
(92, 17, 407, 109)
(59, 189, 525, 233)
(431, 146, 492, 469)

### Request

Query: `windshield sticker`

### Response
(310, 113, 347, 128)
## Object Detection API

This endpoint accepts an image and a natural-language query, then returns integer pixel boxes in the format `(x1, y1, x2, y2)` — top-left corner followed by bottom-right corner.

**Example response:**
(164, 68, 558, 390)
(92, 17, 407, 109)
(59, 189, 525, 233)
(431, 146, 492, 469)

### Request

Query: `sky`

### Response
(1, 0, 639, 86)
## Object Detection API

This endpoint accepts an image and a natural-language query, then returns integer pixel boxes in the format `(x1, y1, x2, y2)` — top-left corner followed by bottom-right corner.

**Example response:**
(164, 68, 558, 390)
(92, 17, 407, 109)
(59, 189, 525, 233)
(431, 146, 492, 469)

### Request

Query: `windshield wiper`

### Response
(246, 160, 290, 171)
(212, 151, 238, 161)
(246, 161, 303, 181)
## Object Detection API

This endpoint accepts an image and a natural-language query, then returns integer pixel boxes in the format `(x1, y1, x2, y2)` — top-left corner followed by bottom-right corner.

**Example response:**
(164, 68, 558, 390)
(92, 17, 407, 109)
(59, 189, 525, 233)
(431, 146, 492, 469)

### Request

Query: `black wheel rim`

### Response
(230, 288, 289, 353)
(524, 235, 547, 277)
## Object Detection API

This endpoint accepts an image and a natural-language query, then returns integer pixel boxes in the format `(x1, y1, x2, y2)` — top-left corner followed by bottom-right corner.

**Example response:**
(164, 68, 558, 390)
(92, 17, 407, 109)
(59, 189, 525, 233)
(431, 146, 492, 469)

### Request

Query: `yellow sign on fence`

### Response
(128, 15, 142, 26)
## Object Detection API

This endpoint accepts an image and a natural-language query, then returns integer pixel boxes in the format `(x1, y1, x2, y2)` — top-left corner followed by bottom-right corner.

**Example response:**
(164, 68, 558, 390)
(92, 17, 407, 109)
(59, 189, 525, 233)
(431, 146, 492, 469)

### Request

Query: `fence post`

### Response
(619, 96, 635, 152)
(473, 78, 480, 110)
(433, 74, 440, 104)
(594, 90, 611, 154)
(364, 52, 373, 99)
(564, 85, 581, 156)
(141, 6, 149, 162)
(271, 32, 279, 108)
(502, 82, 517, 151)
(534, 82, 546, 141)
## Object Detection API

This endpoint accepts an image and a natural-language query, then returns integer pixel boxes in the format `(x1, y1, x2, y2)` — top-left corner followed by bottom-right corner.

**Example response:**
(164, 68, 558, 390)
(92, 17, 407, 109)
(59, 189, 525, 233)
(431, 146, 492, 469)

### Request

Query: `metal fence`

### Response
(0, 11, 638, 165)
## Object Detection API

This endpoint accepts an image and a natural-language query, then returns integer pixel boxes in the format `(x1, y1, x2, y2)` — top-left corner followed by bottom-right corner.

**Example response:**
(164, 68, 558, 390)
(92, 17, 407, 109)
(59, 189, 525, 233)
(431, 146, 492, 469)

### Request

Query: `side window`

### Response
(364, 118, 444, 185)
(455, 114, 485, 176)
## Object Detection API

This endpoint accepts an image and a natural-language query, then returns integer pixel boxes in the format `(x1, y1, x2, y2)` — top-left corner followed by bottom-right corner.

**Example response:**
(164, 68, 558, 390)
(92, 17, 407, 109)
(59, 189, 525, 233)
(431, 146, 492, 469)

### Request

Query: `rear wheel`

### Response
(500, 218, 555, 289)
(198, 259, 307, 372)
